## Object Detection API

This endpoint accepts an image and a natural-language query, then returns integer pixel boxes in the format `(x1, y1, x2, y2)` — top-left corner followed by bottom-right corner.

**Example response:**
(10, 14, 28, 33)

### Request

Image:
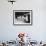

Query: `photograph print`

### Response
(13, 10, 32, 25)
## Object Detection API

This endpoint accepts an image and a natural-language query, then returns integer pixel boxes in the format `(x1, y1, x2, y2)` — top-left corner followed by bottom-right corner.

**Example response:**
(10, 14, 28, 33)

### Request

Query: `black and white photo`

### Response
(13, 10, 32, 25)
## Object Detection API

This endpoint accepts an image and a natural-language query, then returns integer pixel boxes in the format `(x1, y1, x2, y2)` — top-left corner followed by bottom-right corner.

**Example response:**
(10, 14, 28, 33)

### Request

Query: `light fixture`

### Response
(8, 0, 16, 4)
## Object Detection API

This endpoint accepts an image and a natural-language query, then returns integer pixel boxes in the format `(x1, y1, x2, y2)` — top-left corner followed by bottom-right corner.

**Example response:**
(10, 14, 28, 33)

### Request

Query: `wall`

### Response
(0, 0, 46, 42)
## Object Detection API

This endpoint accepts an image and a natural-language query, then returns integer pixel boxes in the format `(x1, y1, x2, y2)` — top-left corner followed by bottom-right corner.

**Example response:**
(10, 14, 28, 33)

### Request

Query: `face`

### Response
(17, 16, 22, 21)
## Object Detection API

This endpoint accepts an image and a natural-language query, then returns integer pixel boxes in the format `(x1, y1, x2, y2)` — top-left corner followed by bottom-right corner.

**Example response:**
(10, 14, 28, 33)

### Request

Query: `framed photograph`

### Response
(13, 10, 32, 25)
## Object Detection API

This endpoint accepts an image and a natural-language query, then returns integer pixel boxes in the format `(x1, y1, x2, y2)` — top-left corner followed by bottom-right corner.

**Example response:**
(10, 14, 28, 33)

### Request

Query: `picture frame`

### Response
(13, 10, 33, 26)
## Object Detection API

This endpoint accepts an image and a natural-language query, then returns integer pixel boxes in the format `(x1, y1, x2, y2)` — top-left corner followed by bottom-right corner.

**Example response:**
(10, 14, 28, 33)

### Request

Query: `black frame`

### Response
(13, 10, 33, 26)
